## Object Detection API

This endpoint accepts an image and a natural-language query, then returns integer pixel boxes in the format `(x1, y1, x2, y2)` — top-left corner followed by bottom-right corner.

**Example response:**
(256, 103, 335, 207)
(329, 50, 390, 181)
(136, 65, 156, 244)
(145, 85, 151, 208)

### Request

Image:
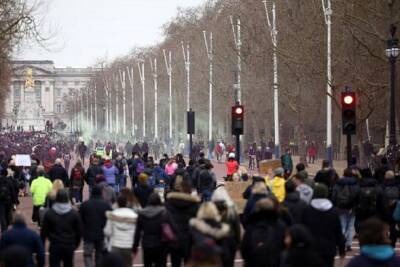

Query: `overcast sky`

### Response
(15, 0, 205, 67)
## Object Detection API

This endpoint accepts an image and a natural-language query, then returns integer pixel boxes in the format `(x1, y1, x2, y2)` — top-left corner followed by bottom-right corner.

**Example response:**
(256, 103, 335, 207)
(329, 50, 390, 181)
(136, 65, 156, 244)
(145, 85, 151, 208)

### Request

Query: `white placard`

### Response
(15, 154, 31, 167)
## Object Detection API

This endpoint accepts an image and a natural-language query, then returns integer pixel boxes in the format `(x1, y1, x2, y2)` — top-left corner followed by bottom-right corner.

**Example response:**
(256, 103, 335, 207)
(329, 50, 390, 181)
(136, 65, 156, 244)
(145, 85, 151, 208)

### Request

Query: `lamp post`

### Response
(386, 24, 399, 146)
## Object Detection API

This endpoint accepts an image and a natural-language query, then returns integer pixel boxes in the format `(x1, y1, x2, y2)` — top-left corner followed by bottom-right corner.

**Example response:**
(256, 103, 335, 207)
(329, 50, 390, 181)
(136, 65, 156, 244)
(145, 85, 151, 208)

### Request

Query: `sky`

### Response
(15, 0, 206, 67)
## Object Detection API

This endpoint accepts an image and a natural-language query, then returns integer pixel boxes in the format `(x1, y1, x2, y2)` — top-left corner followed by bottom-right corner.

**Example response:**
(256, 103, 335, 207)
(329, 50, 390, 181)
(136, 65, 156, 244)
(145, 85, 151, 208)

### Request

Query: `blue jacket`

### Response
(102, 164, 118, 185)
(0, 223, 45, 267)
(347, 245, 400, 267)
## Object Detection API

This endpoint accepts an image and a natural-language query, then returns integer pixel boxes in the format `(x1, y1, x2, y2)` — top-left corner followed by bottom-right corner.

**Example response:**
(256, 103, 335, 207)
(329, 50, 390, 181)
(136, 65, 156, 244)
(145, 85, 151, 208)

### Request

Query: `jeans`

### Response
(84, 240, 104, 267)
(143, 247, 166, 267)
(111, 247, 132, 267)
(339, 210, 355, 247)
(70, 188, 83, 203)
(49, 244, 75, 267)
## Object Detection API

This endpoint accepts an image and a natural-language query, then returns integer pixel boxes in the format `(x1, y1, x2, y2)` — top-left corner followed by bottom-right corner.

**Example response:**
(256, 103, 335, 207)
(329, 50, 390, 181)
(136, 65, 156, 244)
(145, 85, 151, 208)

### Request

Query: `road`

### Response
(15, 156, 393, 267)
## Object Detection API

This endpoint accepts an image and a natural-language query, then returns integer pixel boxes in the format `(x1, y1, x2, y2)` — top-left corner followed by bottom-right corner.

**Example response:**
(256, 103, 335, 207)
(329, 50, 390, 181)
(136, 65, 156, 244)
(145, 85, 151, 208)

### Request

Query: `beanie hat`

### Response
(313, 183, 329, 199)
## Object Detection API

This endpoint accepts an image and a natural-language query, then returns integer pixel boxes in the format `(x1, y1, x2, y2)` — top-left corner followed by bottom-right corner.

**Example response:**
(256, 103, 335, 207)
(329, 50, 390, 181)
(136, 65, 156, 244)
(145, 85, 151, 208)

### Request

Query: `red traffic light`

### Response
(235, 106, 243, 115)
(343, 95, 354, 105)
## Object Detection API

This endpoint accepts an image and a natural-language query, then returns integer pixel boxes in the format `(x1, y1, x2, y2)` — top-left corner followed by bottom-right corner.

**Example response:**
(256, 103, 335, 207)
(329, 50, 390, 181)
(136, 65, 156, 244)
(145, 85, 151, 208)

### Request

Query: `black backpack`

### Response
(383, 186, 400, 208)
(356, 186, 377, 215)
(336, 185, 354, 209)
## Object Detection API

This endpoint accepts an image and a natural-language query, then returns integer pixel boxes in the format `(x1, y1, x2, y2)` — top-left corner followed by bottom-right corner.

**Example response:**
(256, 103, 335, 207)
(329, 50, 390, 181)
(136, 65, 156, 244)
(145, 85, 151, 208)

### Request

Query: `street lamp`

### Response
(386, 24, 399, 146)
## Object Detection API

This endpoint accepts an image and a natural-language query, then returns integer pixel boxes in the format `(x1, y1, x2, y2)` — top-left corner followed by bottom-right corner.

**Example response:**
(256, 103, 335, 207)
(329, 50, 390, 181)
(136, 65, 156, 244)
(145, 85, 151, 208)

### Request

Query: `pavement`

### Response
(13, 155, 393, 267)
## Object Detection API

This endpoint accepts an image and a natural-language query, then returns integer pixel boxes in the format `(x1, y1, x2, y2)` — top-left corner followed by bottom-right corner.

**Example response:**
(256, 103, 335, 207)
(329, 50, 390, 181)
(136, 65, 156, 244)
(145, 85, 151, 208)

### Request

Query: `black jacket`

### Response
(314, 168, 338, 192)
(48, 164, 69, 187)
(134, 184, 154, 207)
(79, 196, 111, 242)
(41, 204, 83, 248)
(301, 199, 345, 257)
(241, 210, 286, 267)
(85, 165, 103, 187)
(0, 175, 17, 206)
(331, 176, 359, 210)
(379, 179, 400, 222)
(165, 192, 200, 252)
(355, 177, 382, 220)
(133, 205, 165, 250)
(282, 191, 308, 224)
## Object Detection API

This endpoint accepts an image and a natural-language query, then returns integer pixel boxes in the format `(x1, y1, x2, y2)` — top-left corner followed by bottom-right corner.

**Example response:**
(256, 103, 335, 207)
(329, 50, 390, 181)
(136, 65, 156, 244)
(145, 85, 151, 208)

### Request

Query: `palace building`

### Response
(3, 60, 96, 131)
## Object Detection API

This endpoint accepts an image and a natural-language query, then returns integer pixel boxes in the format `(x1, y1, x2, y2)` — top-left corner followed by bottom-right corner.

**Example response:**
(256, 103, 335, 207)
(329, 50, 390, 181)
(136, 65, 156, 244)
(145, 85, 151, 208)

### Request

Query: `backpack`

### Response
(135, 162, 145, 175)
(383, 186, 400, 208)
(0, 179, 10, 202)
(336, 185, 353, 209)
(244, 224, 279, 267)
(356, 186, 377, 215)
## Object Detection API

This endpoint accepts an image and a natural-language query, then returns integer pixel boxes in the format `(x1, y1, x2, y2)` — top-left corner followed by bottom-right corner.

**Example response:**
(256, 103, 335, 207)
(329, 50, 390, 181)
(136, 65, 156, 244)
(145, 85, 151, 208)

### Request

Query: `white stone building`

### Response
(3, 60, 96, 130)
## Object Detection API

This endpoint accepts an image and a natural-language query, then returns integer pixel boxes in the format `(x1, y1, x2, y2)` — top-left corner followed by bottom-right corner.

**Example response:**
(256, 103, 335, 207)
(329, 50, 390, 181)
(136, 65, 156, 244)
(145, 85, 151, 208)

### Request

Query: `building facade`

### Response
(3, 60, 95, 130)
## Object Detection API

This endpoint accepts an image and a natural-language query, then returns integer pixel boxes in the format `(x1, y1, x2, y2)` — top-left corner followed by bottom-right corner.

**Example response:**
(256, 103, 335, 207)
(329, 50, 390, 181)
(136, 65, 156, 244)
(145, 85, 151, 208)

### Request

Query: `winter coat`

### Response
(190, 218, 231, 267)
(79, 196, 112, 242)
(41, 202, 83, 248)
(280, 248, 324, 267)
(104, 207, 138, 249)
(165, 192, 200, 253)
(69, 166, 85, 190)
(85, 165, 103, 187)
(355, 177, 382, 221)
(102, 163, 119, 185)
(0, 175, 17, 206)
(30, 176, 53, 206)
(347, 245, 400, 267)
(242, 192, 269, 225)
(0, 222, 45, 267)
(331, 176, 359, 210)
(133, 205, 165, 250)
(133, 184, 154, 207)
(241, 209, 287, 267)
(314, 168, 338, 194)
(268, 176, 286, 202)
(296, 184, 313, 204)
(282, 191, 308, 224)
(379, 179, 400, 223)
(301, 199, 345, 258)
(48, 164, 69, 186)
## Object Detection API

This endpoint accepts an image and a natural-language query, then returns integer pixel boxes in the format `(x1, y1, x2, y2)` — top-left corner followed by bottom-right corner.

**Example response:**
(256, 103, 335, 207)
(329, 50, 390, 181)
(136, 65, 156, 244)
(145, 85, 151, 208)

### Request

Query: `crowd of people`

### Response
(0, 132, 399, 267)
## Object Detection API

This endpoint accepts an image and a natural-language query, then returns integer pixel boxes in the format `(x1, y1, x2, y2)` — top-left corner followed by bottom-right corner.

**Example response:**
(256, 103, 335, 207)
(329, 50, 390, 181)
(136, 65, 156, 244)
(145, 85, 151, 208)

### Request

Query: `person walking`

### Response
(282, 181, 308, 224)
(301, 183, 345, 267)
(41, 189, 83, 267)
(48, 158, 69, 187)
(293, 174, 314, 204)
(331, 168, 359, 251)
(104, 194, 138, 267)
(85, 157, 103, 194)
(225, 153, 239, 182)
(241, 197, 287, 267)
(133, 193, 167, 267)
(379, 170, 400, 247)
(102, 157, 119, 193)
(0, 168, 17, 232)
(267, 168, 286, 203)
(69, 161, 85, 204)
(281, 149, 293, 178)
(346, 217, 400, 267)
(30, 166, 53, 225)
(0, 213, 45, 267)
(80, 185, 112, 267)
(165, 180, 200, 267)
(280, 224, 324, 267)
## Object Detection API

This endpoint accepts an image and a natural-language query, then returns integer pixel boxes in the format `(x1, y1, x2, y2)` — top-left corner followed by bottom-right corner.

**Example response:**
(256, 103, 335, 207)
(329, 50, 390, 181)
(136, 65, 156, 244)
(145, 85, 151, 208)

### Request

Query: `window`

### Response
(56, 102, 62, 113)
(55, 88, 61, 97)
(13, 81, 21, 99)
(45, 87, 50, 92)
(75, 81, 80, 86)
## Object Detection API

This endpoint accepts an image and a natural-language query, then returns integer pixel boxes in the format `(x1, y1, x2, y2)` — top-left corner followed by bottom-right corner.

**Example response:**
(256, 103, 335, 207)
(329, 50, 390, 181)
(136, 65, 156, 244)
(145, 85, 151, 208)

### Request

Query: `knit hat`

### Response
(313, 183, 329, 199)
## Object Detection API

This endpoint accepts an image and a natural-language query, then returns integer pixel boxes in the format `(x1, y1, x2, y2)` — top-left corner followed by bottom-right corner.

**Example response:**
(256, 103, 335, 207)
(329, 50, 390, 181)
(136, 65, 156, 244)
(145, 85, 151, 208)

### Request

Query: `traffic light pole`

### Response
(235, 133, 241, 164)
(346, 134, 352, 167)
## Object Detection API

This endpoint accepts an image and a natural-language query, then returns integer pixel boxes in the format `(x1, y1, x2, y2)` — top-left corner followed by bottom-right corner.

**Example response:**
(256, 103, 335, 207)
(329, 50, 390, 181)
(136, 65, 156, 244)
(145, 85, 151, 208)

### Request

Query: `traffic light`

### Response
(232, 104, 244, 135)
(341, 92, 356, 135)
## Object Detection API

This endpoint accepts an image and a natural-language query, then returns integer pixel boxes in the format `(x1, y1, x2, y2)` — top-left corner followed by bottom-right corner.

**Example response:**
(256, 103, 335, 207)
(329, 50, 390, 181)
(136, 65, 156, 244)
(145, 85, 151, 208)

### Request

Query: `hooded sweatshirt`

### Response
(104, 208, 138, 249)
(296, 184, 314, 204)
(133, 205, 165, 250)
(347, 245, 400, 267)
(40, 202, 82, 248)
